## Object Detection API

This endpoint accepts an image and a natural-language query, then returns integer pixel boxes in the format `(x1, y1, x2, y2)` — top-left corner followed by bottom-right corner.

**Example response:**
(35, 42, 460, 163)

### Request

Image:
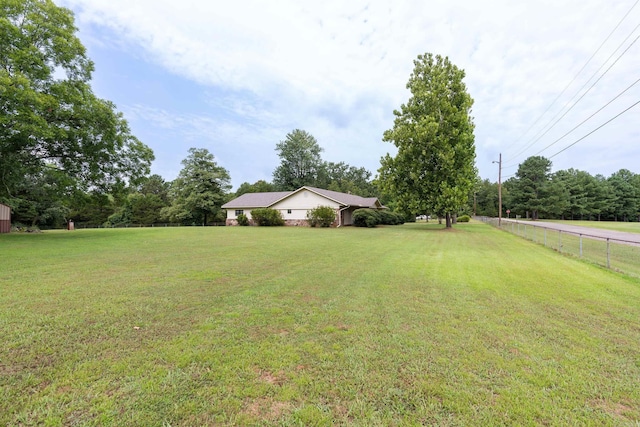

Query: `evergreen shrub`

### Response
(457, 214, 471, 222)
(250, 208, 284, 226)
(237, 213, 249, 226)
(353, 209, 405, 227)
(307, 206, 336, 227)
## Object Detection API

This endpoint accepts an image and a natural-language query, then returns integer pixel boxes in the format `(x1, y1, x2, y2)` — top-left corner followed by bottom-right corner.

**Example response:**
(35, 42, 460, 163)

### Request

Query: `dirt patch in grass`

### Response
(243, 397, 292, 421)
(255, 368, 287, 386)
(590, 399, 638, 421)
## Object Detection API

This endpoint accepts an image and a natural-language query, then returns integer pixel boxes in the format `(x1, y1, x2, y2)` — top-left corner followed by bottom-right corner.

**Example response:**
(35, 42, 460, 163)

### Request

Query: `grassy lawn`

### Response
(543, 219, 640, 234)
(1, 223, 640, 425)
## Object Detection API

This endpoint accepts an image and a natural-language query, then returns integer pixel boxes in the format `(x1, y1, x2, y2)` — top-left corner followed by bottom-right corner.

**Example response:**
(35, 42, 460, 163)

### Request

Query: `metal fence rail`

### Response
(480, 217, 640, 278)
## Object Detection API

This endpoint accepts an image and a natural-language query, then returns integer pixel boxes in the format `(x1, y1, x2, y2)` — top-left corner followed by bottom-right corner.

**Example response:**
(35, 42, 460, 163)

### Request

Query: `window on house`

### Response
(287, 209, 292, 214)
(235, 210, 244, 216)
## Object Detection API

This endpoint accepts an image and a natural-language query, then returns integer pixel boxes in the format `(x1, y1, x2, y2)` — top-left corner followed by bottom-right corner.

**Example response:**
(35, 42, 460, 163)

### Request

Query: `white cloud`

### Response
(60, 0, 640, 186)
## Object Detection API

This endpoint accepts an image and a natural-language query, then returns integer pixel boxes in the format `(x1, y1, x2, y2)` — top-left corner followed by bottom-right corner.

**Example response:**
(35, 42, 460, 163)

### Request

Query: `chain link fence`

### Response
(480, 217, 640, 278)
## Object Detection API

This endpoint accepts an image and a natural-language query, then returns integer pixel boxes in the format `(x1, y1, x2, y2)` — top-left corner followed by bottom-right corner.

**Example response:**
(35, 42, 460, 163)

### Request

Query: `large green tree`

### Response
(608, 169, 639, 222)
(378, 53, 476, 227)
(318, 162, 377, 197)
(235, 180, 276, 197)
(272, 129, 324, 190)
(0, 0, 153, 207)
(505, 156, 558, 220)
(162, 148, 231, 225)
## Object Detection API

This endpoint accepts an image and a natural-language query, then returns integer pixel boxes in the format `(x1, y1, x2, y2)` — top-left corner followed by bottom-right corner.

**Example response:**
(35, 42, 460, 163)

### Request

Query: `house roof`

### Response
(221, 191, 291, 208)
(222, 186, 383, 209)
(303, 187, 382, 208)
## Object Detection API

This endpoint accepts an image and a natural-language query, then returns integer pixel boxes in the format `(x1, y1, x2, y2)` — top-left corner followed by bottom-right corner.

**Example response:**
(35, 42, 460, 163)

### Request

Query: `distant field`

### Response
(544, 219, 640, 234)
(1, 224, 640, 425)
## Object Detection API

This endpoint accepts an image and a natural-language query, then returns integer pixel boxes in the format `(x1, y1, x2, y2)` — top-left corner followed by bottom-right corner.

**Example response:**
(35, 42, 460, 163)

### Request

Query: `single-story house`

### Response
(222, 186, 385, 226)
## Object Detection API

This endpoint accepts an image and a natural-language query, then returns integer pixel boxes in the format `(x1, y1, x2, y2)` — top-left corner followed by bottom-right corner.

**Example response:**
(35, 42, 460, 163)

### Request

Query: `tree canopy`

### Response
(0, 0, 154, 208)
(161, 148, 231, 225)
(272, 129, 324, 190)
(378, 53, 476, 227)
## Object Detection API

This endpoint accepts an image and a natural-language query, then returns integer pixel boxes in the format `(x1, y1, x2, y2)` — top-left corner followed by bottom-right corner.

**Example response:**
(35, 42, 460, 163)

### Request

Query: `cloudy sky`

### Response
(58, 0, 640, 189)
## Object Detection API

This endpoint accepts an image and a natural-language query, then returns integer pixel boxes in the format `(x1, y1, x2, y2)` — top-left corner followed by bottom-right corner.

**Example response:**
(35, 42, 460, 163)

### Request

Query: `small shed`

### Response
(0, 203, 10, 233)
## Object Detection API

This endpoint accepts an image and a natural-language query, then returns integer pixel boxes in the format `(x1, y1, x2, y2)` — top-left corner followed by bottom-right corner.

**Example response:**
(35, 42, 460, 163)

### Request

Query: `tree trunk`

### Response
(445, 213, 452, 228)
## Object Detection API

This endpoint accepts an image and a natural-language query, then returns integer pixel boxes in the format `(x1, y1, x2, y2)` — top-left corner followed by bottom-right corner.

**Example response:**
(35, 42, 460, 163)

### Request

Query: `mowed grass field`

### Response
(1, 223, 640, 426)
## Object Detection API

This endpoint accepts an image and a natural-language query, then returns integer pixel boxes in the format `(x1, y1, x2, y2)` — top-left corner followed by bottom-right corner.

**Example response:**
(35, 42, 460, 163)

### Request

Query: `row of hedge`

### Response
(353, 209, 405, 228)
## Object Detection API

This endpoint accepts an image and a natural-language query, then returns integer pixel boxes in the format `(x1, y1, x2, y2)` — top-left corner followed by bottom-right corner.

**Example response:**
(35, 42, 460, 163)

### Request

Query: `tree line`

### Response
(8, 1, 633, 229)
(474, 156, 640, 222)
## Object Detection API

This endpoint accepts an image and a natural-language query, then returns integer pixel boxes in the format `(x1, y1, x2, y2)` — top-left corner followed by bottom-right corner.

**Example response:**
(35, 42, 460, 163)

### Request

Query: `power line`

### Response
(505, 25, 640, 165)
(548, 98, 640, 160)
(532, 77, 640, 156)
(504, 0, 639, 158)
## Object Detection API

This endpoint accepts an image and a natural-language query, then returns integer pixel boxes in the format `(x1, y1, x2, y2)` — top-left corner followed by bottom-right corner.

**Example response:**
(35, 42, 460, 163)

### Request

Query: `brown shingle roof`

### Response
(221, 191, 291, 208)
(304, 187, 381, 208)
(222, 187, 383, 209)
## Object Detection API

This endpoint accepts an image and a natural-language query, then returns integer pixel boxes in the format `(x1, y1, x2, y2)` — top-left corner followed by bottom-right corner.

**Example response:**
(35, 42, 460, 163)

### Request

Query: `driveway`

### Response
(501, 219, 640, 246)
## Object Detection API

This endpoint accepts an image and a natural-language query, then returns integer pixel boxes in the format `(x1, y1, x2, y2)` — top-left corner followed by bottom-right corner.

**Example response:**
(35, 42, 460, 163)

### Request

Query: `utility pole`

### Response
(493, 153, 502, 226)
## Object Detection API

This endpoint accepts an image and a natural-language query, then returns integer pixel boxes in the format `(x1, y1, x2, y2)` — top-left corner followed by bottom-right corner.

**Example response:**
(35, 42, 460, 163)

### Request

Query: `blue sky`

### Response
(59, 0, 640, 190)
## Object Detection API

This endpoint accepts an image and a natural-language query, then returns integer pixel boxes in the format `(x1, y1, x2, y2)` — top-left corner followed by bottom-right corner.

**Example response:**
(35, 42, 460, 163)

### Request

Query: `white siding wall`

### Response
(225, 190, 343, 222)
(226, 209, 253, 220)
(272, 190, 340, 220)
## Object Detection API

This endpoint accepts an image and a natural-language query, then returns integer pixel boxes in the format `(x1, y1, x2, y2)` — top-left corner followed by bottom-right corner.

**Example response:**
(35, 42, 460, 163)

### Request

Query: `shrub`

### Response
(378, 210, 405, 225)
(307, 206, 336, 227)
(250, 208, 284, 226)
(354, 209, 405, 227)
(237, 213, 249, 226)
(457, 214, 471, 222)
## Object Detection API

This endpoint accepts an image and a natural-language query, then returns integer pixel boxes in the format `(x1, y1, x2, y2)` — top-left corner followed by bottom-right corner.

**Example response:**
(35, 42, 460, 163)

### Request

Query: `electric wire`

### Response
(532, 77, 640, 156)
(503, 0, 639, 159)
(505, 25, 640, 165)
(548, 98, 640, 160)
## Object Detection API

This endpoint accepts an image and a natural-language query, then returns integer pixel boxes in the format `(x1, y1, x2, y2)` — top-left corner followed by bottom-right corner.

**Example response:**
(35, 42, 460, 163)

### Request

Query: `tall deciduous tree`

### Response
(0, 0, 153, 206)
(273, 129, 323, 190)
(162, 148, 231, 225)
(378, 53, 476, 227)
(318, 162, 377, 197)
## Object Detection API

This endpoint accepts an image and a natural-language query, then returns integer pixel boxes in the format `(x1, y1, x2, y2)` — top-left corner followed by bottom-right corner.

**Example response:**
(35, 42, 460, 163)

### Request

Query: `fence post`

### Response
(607, 238, 610, 269)
(558, 231, 562, 253)
(579, 234, 583, 258)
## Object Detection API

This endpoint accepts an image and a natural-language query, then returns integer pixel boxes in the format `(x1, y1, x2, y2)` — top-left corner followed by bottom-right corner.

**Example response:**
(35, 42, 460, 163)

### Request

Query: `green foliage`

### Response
(273, 129, 324, 190)
(0, 0, 154, 203)
(5, 167, 72, 228)
(237, 213, 249, 226)
(353, 209, 405, 227)
(457, 214, 471, 222)
(379, 53, 476, 228)
(250, 208, 284, 226)
(162, 148, 231, 225)
(306, 206, 336, 227)
(317, 162, 377, 197)
(235, 180, 277, 197)
(505, 156, 562, 220)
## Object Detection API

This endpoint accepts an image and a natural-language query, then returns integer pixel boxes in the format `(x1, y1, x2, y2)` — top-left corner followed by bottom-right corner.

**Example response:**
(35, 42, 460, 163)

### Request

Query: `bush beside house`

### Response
(250, 208, 285, 226)
(353, 209, 405, 228)
(307, 206, 337, 227)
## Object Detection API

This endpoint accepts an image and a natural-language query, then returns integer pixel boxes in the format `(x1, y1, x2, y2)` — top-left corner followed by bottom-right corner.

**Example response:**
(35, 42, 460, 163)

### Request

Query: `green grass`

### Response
(1, 224, 640, 425)
(543, 219, 640, 234)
